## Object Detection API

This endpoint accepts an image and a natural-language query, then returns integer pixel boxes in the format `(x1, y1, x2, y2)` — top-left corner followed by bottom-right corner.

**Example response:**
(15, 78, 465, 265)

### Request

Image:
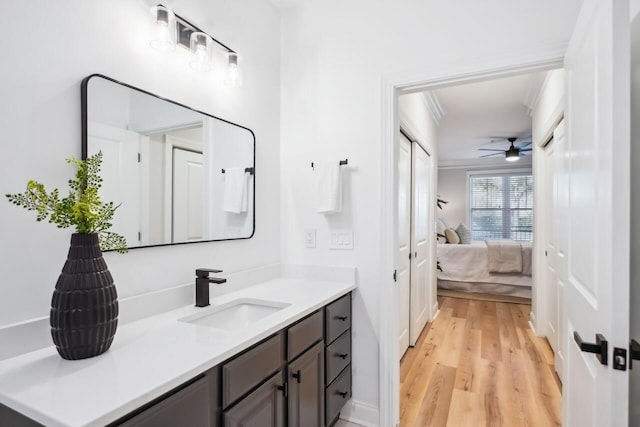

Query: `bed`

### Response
(437, 240, 532, 298)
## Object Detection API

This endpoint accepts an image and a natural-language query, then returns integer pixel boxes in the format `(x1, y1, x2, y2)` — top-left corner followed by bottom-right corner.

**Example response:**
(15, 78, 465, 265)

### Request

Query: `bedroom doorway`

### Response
(397, 69, 558, 426)
(383, 2, 631, 424)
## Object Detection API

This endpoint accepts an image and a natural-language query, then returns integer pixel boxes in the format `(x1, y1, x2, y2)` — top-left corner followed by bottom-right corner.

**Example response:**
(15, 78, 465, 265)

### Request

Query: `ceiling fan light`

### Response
(506, 150, 520, 161)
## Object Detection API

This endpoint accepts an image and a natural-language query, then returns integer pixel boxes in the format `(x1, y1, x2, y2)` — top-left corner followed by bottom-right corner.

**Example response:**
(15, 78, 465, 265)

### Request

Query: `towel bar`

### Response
(311, 159, 348, 168)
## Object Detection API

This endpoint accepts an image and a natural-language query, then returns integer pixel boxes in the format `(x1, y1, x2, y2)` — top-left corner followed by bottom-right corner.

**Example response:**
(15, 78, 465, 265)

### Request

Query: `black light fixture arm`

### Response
(157, 3, 236, 54)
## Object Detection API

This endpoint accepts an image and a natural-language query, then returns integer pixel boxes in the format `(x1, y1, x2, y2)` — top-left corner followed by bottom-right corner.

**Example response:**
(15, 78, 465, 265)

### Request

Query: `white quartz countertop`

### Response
(0, 277, 355, 427)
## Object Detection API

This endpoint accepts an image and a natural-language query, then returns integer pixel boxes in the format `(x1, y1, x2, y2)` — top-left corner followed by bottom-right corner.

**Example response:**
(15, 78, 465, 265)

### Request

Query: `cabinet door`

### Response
(223, 372, 284, 427)
(118, 376, 211, 427)
(288, 342, 325, 427)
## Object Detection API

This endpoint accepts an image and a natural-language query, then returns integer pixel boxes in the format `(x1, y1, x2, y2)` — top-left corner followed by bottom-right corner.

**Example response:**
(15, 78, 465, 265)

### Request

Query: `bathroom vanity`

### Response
(0, 272, 355, 427)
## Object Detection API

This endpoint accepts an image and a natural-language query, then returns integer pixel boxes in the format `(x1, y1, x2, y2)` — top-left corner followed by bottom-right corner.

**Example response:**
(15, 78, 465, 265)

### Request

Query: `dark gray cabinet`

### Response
(288, 341, 325, 427)
(112, 366, 220, 427)
(324, 293, 352, 426)
(223, 372, 285, 427)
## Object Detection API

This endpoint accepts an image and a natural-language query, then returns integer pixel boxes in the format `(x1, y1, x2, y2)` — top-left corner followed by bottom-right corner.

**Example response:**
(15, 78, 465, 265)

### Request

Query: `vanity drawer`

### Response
(287, 310, 323, 361)
(222, 333, 283, 408)
(325, 330, 351, 384)
(325, 294, 351, 344)
(325, 365, 351, 425)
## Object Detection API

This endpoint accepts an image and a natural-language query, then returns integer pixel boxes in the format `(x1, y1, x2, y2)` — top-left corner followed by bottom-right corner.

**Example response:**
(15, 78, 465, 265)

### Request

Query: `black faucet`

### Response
(195, 268, 227, 307)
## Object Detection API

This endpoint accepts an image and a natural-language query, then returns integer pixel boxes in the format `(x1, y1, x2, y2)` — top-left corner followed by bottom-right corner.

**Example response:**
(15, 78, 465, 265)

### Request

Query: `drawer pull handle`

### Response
(336, 353, 348, 359)
(336, 316, 348, 321)
(292, 370, 302, 383)
(337, 391, 348, 398)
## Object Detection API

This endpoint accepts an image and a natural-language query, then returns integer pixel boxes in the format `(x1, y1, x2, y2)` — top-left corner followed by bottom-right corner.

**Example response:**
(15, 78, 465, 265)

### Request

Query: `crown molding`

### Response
(420, 91, 445, 125)
(523, 71, 550, 117)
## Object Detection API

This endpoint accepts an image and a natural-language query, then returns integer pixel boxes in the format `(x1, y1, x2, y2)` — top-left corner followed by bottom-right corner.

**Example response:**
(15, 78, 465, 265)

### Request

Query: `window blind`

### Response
(469, 173, 533, 242)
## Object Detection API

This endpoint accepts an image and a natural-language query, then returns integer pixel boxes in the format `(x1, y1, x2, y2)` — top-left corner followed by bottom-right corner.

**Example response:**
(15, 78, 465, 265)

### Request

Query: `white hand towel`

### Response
(223, 168, 248, 214)
(314, 161, 342, 214)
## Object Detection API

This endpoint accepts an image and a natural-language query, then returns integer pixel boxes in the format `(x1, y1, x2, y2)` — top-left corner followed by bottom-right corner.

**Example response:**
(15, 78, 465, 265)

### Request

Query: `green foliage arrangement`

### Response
(5, 152, 127, 253)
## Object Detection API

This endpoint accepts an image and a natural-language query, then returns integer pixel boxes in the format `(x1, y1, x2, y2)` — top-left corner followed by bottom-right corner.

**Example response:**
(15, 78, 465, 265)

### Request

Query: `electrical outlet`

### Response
(305, 229, 316, 248)
(329, 230, 353, 250)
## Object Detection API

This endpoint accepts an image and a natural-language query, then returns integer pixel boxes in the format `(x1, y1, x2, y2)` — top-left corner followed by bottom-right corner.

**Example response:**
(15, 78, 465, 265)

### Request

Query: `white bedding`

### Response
(437, 241, 532, 288)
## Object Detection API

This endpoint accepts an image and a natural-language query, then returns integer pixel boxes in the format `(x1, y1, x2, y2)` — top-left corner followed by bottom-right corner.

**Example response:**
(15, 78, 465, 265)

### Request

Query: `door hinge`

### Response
(545, 250, 548, 256)
(138, 152, 141, 163)
(393, 270, 397, 282)
(138, 231, 141, 241)
(408, 252, 412, 260)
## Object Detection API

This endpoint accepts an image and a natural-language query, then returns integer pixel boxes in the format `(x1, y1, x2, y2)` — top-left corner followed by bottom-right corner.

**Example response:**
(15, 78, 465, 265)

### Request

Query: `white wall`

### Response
(0, 0, 281, 327)
(279, 0, 582, 420)
(436, 169, 467, 227)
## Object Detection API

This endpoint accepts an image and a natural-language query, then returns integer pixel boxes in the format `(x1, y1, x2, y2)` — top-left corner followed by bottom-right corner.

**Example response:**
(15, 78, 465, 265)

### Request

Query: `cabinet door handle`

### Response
(337, 391, 348, 398)
(336, 353, 348, 359)
(277, 383, 288, 397)
(336, 316, 348, 321)
(292, 370, 301, 383)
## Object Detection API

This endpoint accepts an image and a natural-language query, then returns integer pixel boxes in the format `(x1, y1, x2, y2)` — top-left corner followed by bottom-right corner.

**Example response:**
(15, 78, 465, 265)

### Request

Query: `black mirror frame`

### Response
(81, 73, 256, 250)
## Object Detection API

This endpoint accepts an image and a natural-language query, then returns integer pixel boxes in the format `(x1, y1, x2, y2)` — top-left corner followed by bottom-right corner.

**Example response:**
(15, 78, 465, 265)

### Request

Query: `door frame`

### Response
(379, 49, 565, 426)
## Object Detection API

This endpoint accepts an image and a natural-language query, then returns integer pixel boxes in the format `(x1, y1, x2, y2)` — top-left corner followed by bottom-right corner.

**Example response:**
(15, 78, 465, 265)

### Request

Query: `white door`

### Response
(397, 132, 412, 357)
(87, 122, 142, 246)
(544, 137, 559, 355)
(544, 122, 568, 380)
(172, 148, 204, 243)
(563, 0, 630, 425)
(409, 141, 430, 345)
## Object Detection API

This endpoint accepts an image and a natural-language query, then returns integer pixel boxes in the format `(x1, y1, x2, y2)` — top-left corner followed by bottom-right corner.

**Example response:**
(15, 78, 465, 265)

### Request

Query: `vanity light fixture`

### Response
(149, 4, 242, 86)
(189, 32, 214, 72)
(150, 5, 176, 51)
(226, 52, 242, 87)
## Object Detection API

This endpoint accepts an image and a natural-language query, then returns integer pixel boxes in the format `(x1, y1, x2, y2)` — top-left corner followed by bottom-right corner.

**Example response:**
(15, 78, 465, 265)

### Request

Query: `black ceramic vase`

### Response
(50, 233, 118, 360)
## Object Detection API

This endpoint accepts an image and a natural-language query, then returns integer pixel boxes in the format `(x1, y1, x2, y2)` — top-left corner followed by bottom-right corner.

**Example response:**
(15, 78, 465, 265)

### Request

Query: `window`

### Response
(469, 173, 533, 242)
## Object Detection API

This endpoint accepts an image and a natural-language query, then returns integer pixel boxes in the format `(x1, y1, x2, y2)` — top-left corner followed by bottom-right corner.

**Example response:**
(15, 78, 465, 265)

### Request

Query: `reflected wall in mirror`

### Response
(82, 74, 255, 249)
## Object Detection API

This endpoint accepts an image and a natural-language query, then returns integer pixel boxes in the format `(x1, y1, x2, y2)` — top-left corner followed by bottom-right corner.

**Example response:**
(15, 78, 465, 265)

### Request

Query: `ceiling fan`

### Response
(478, 137, 532, 162)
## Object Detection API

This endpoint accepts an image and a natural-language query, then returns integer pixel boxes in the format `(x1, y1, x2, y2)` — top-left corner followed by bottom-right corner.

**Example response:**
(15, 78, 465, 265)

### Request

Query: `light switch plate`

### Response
(305, 229, 316, 248)
(329, 230, 353, 250)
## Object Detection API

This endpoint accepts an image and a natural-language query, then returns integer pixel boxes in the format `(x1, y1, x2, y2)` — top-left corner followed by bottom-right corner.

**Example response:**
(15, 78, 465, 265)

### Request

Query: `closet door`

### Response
(397, 132, 412, 357)
(409, 142, 431, 345)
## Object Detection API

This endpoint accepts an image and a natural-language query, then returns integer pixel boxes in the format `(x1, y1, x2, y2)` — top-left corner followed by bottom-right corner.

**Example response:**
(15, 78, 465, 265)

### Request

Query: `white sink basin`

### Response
(179, 298, 290, 331)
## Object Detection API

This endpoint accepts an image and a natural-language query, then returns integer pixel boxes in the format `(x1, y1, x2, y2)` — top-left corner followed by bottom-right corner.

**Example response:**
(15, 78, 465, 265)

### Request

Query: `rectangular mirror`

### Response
(82, 74, 255, 249)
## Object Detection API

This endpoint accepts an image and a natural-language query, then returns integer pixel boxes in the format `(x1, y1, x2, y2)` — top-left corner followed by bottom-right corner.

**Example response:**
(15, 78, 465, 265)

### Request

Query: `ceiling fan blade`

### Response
(480, 153, 503, 158)
(478, 148, 505, 152)
(520, 148, 532, 152)
(519, 141, 532, 148)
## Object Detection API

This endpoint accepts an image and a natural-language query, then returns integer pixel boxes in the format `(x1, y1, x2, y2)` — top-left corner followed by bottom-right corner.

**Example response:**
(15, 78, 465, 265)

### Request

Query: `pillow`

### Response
(444, 228, 460, 244)
(455, 223, 471, 244)
(437, 235, 447, 244)
(436, 219, 447, 236)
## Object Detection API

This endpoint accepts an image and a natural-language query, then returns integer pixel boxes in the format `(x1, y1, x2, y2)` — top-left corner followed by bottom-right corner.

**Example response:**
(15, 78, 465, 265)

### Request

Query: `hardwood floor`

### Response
(400, 296, 561, 427)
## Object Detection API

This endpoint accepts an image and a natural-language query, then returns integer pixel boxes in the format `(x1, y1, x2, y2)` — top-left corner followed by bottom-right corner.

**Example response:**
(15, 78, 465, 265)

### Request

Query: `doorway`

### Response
(381, 3, 631, 422)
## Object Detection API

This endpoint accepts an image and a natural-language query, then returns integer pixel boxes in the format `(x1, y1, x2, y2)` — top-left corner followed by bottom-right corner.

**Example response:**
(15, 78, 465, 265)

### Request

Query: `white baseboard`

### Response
(529, 311, 538, 336)
(340, 399, 380, 427)
(431, 301, 439, 320)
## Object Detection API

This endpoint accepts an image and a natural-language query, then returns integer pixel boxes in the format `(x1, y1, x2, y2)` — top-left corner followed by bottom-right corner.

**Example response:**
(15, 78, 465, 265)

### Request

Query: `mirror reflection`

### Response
(82, 74, 255, 249)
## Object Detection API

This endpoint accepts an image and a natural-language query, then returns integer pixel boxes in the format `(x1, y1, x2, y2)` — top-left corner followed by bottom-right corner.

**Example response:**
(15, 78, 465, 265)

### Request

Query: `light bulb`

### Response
(150, 6, 176, 51)
(226, 52, 242, 87)
(190, 32, 213, 72)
